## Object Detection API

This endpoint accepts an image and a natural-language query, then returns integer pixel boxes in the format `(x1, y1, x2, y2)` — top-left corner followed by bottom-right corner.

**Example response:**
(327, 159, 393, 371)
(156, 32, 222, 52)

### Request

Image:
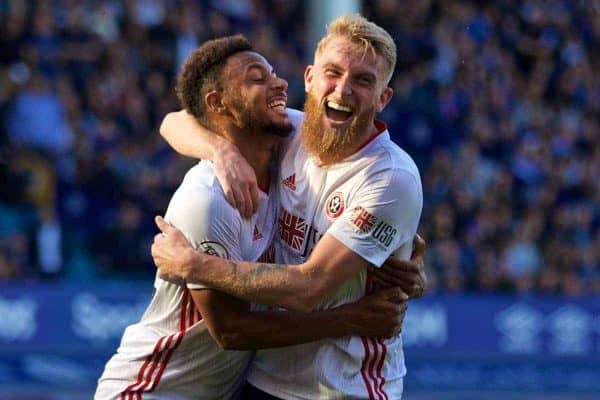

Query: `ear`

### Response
(205, 90, 227, 114)
(304, 65, 314, 93)
(376, 86, 393, 113)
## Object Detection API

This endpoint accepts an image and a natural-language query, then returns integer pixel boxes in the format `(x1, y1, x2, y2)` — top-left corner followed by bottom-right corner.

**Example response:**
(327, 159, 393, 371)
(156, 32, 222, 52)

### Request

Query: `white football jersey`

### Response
(95, 161, 277, 400)
(247, 110, 423, 400)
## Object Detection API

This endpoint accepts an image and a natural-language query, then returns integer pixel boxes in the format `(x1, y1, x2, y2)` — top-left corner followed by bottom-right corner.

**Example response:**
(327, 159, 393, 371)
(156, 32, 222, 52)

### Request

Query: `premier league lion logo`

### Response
(199, 241, 229, 259)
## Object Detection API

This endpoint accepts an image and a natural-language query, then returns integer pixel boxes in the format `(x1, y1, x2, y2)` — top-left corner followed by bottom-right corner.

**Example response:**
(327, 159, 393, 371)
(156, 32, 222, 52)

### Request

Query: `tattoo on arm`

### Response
(252, 263, 284, 276)
(226, 261, 238, 275)
(226, 261, 288, 283)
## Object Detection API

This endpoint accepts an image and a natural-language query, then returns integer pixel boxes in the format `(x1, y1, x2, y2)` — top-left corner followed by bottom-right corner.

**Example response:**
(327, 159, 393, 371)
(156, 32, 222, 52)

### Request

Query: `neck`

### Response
(218, 124, 279, 191)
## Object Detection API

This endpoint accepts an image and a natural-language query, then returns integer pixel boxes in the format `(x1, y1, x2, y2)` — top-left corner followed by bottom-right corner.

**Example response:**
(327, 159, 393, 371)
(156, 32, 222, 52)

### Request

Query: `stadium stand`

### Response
(1, 0, 597, 294)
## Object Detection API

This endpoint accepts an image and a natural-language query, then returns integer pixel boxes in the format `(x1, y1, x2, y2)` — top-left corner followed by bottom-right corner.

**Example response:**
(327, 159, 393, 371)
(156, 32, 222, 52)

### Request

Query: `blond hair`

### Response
(315, 15, 397, 84)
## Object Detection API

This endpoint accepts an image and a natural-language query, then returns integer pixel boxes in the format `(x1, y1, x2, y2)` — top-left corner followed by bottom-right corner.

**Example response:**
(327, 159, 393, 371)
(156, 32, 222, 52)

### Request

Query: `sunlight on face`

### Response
(301, 37, 391, 164)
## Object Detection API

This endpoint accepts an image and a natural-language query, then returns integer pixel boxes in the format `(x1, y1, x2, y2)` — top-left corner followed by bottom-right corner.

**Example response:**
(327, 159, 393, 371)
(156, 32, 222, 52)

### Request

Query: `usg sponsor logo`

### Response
(0, 296, 37, 341)
(72, 293, 147, 341)
(371, 221, 397, 248)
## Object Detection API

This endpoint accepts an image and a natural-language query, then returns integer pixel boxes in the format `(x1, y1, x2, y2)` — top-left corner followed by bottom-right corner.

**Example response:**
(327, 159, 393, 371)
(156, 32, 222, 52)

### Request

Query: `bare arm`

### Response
(152, 161, 423, 311)
(160, 110, 222, 159)
(154, 216, 376, 312)
(191, 286, 406, 350)
(160, 110, 258, 217)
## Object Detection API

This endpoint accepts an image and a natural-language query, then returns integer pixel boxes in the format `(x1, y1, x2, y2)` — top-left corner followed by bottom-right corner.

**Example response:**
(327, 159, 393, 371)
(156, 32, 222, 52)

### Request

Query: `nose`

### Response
(272, 76, 288, 92)
(335, 75, 352, 97)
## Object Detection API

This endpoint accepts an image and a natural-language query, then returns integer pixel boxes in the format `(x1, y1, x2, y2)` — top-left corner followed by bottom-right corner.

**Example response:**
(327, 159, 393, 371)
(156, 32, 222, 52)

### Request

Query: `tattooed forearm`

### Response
(250, 263, 287, 276)
(193, 254, 308, 309)
(224, 260, 288, 285)
(226, 260, 238, 275)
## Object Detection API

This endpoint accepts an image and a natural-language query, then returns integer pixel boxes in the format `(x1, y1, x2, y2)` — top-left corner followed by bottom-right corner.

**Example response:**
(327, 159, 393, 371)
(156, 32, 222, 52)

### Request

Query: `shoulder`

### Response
(364, 134, 422, 192)
(165, 162, 241, 236)
(173, 161, 234, 207)
(281, 108, 304, 144)
(286, 107, 304, 129)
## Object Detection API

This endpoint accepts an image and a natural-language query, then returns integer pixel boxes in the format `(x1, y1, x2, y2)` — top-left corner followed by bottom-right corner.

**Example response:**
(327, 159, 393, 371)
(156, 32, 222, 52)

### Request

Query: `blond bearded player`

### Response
(154, 16, 424, 399)
(94, 35, 418, 400)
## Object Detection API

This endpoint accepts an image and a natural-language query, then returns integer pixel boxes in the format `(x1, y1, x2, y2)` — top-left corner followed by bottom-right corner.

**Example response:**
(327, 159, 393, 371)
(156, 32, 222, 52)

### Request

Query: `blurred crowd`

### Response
(0, 0, 598, 295)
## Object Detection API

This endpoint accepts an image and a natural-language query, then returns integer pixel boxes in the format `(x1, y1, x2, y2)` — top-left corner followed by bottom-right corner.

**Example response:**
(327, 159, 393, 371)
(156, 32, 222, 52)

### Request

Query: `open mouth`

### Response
(268, 96, 287, 113)
(325, 100, 353, 122)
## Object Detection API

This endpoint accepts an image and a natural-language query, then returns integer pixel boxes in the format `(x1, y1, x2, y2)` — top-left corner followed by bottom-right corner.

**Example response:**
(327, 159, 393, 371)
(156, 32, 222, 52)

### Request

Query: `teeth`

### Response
(269, 100, 286, 109)
(327, 101, 352, 112)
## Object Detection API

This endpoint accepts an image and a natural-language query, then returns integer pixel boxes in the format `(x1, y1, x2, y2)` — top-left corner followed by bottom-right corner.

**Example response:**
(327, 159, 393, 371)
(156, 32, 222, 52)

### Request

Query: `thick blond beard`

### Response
(301, 92, 375, 165)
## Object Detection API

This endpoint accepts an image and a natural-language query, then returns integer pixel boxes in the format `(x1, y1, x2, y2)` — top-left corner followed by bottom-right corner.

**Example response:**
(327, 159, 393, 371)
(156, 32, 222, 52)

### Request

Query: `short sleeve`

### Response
(163, 182, 243, 290)
(327, 168, 423, 267)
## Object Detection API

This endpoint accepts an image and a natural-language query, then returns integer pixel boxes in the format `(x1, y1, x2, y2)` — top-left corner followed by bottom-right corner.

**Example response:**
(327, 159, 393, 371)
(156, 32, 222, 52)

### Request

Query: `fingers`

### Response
(222, 185, 237, 211)
(377, 287, 409, 302)
(370, 271, 413, 295)
(382, 257, 421, 273)
(249, 184, 259, 215)
(411, 234, 426, 258)
(370, 263, 419, 285)
(231, 181, 259, 219)
(370, 266, 425, 299)
(231, 184, 251, 218)
(154, 215, 173, 234)
(410, 282, 425, 298)
(394, 261, 422, 275)
(368, 272, 394, 289)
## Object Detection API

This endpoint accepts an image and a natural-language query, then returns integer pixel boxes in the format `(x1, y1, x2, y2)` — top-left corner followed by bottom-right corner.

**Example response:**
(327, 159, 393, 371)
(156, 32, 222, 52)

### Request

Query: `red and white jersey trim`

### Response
(96, 160, 277, 399)
(119, 288, 198, 399)
(360, 275, 388, 400)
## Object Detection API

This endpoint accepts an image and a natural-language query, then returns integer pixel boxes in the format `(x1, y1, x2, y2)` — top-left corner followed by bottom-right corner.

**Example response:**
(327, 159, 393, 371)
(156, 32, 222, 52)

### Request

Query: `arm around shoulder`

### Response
(159, 109, 230, 160)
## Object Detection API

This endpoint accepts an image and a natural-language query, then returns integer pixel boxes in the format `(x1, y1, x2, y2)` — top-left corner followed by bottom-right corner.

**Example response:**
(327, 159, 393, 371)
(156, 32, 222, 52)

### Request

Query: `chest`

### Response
(276, 151, 372, 259)
(239, 192, 278, 262)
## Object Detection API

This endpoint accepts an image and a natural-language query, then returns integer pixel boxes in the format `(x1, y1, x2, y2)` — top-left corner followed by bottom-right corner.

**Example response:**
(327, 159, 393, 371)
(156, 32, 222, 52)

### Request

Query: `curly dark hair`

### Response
(176, 34, 253, 122)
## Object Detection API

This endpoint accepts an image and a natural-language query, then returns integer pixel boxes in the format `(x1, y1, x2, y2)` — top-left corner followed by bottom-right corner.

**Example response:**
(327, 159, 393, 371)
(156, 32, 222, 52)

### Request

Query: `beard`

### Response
(229, 97, 293, 138)
(301, 92, 375, 164)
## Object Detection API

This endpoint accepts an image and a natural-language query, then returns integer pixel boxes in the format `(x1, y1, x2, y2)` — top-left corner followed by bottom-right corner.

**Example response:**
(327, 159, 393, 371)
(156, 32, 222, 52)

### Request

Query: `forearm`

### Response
(182, 249, 320, 312)
(160, 110, 228, 159)
(222, 307, 356, 350)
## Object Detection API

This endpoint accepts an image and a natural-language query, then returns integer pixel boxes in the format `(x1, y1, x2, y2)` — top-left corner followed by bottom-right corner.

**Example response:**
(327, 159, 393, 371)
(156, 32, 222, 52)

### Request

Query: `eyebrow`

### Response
(322, 62, 341, 71)
(246, 63, 274, 74)
(322, 62, 377, 80)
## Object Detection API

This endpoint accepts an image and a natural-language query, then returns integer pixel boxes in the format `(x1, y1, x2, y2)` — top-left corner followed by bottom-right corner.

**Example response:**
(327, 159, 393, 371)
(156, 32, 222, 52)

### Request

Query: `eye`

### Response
(324, 69, 341, 77)
(356, 76, 374, 86)
(247, 70, 266, 82)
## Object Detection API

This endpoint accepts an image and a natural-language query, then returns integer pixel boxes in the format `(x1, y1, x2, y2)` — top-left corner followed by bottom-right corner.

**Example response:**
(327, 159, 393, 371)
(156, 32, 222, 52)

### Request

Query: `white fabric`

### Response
(247, 110, 423, 400)
(95, 161, 277, 400)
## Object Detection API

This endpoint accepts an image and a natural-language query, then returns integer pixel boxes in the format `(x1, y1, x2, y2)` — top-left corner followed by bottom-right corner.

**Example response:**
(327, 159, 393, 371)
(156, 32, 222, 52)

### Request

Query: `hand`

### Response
(151, 216, 195, 281)
(213, 142, 259, 218)
(368, 234, 427, 298)
(342, 287, 409, 339)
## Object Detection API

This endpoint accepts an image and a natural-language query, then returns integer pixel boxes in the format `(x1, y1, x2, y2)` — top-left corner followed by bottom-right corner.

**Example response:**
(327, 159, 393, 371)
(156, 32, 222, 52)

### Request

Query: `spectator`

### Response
(0, 0, 597, 295)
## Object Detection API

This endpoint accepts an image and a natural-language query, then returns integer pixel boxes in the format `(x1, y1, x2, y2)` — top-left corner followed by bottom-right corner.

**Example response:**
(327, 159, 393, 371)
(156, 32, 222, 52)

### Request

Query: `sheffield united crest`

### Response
(325, 192, 345, 218)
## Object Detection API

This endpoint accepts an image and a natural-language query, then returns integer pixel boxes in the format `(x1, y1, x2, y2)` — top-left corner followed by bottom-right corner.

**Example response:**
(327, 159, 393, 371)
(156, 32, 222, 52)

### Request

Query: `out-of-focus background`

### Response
(0, 0, 599, 399)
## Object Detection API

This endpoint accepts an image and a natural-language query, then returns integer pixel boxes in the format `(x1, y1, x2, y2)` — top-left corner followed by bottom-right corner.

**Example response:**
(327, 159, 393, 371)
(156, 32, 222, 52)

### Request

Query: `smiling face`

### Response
(301, 37, 393, 164)
(220, 51, 293, 137)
